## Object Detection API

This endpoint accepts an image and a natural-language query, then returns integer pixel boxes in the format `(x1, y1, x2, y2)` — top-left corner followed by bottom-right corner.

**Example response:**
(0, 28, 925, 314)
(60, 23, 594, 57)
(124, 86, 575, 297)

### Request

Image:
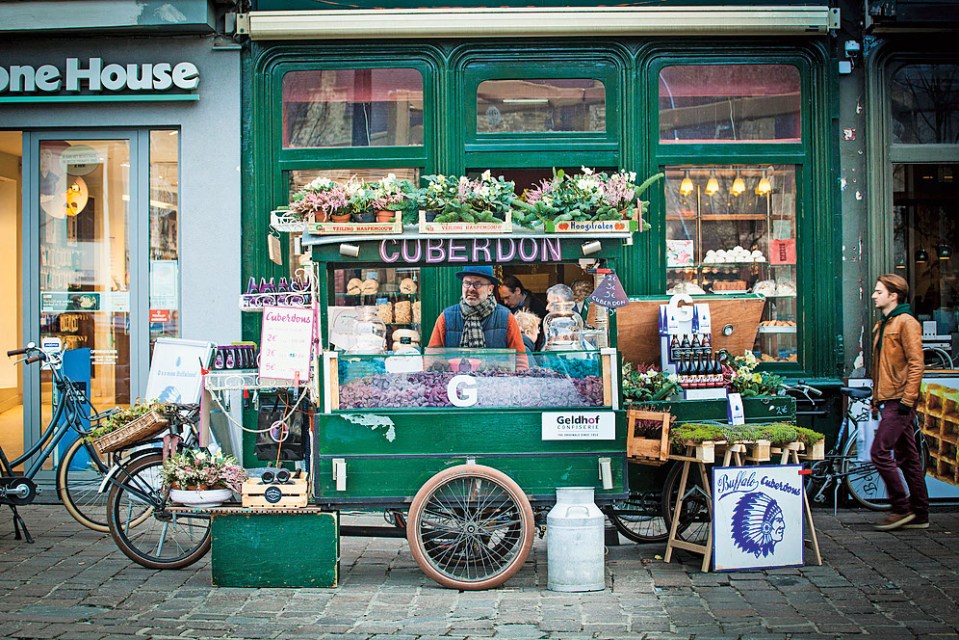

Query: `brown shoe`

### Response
(875, 512, 916, 531)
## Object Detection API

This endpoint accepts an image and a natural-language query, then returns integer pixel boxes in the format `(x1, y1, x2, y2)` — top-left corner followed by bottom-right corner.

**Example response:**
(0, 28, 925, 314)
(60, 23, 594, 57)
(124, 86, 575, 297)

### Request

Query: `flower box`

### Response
(308, 211, 403, 235)
(626, 409, 671, 466)
(418, 210, 512, 234)
(92, 409, 169, 455)
(544, 219, 639, 234)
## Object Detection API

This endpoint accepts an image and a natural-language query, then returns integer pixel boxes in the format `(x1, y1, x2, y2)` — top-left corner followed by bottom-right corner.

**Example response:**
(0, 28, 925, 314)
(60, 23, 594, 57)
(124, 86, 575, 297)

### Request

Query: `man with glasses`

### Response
(427, 266, 526, 354)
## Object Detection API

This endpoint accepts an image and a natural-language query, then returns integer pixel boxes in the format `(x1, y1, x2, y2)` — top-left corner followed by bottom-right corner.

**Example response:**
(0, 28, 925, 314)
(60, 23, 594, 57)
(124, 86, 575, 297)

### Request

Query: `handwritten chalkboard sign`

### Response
(259, 305, 314, 385)
(588, 272, 629, 309)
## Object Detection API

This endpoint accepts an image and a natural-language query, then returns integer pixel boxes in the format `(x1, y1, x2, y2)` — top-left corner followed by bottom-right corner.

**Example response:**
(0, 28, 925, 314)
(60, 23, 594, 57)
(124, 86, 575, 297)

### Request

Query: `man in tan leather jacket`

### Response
(870, 274, 928, 531)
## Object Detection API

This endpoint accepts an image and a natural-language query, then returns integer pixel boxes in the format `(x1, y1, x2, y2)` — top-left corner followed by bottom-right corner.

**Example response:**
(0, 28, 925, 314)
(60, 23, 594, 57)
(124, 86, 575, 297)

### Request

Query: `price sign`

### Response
(588, 272, 629, 309)
(259, 305, 314, 385)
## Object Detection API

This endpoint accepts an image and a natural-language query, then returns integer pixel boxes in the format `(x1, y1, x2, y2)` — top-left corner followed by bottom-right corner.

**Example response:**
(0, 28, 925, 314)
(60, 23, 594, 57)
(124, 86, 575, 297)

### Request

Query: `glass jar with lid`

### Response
(543, 300, 585, 351)
(347, 306, 387, 354)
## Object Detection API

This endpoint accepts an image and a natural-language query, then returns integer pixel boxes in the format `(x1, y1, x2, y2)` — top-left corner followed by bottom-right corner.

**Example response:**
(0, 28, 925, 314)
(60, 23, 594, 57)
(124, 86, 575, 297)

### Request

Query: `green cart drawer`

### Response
(211, 511, 339, 588)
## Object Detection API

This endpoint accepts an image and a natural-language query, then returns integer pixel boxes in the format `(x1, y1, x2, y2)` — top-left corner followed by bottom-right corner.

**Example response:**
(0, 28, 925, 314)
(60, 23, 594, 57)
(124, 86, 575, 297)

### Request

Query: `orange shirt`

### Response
(428, 311, 529, 369)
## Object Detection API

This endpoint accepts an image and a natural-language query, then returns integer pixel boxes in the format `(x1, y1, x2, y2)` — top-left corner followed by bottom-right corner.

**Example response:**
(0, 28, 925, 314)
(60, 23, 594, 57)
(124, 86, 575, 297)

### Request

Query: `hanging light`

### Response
(730, 172, 746, 196)
(705, 172, 720, 196)
(938, 244, 952, 261)
(755, 171, 772, 196)
(679, 171, 694, 197)
(916, 248, 929, 263)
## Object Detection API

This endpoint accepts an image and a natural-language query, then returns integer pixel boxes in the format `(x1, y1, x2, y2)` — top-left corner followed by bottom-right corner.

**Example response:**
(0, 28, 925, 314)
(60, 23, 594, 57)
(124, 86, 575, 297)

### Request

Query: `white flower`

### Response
(481, 169, 492, 181)
(384, 173, 396, 183)
(628, 172, 636, 182)
(581, 166, 594, 176)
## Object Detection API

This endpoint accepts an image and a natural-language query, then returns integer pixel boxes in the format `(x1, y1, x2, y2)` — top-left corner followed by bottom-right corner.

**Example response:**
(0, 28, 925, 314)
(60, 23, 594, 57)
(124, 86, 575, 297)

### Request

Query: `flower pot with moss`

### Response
(330, 213, 352, 223)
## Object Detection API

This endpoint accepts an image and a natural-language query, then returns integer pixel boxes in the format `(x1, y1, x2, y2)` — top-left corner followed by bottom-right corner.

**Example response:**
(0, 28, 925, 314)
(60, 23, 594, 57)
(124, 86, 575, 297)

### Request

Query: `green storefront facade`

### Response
(240, 1, 844, 387)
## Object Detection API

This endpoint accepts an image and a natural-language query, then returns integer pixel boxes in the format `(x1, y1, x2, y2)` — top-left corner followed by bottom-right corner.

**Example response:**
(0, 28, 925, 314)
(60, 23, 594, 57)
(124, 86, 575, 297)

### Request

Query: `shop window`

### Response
(890, 63, 959, 144)
(282, 69, 424, 148)
(476, 79, 606, 133)
(665, 165, 798, 363)
(893, 163, 959, 366)
(658, 65, 801, 143)
(149, 130, 180, 353)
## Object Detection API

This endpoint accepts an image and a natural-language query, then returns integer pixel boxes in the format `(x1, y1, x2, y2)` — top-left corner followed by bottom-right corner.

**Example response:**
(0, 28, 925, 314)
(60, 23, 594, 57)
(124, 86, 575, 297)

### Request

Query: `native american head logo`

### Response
(731, 492, 786, 558)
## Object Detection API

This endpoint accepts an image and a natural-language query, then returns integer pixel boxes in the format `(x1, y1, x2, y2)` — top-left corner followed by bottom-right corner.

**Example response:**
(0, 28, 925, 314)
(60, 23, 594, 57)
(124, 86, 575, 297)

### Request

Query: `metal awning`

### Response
(237, 6, 839, 41)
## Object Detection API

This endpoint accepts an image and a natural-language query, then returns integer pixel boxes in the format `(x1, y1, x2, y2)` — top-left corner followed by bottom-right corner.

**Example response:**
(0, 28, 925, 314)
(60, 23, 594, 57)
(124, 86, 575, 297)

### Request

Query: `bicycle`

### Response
(786, 382, 928, 512)
(607, 462, 711, 545)
(1, 343, 119, 542)
(103, 403, 214, 570)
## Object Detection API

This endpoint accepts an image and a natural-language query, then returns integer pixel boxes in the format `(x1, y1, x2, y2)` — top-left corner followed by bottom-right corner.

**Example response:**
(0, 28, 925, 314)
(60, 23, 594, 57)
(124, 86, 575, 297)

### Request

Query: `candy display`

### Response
(338, 367, 604, 409)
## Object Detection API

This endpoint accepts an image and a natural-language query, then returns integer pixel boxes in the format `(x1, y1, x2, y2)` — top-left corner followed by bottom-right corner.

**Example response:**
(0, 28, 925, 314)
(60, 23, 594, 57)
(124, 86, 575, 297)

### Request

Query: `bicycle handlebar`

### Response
(24, 353, 45, 365)
(7, 347, 29, 356)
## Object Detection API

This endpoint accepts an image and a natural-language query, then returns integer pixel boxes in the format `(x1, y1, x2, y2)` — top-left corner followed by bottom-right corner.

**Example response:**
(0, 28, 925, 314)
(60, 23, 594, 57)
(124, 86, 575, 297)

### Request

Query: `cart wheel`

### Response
(407, 464, 534, 590)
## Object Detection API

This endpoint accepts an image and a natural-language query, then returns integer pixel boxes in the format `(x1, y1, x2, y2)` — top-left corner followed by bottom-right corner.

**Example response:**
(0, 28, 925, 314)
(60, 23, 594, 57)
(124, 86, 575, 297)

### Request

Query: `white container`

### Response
(547, 486, 606, 592)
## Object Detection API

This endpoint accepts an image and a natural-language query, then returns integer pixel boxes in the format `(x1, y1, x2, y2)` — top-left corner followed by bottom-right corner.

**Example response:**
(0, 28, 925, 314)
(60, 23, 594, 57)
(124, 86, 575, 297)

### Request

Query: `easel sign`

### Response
(712, 464, 804, 571)
(145, 338, 216, 404)
(259, 305, 314, 386)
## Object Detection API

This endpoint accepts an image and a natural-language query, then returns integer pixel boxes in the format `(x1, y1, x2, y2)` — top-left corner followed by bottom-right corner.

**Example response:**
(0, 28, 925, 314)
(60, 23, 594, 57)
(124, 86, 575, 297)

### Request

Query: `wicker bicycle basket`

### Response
(92, 410, 170, 455)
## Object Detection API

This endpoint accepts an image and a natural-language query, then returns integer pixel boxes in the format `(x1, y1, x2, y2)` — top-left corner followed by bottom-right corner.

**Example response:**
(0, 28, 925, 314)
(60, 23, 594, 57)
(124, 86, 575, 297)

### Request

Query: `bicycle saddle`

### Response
(840, 386, 871, 399)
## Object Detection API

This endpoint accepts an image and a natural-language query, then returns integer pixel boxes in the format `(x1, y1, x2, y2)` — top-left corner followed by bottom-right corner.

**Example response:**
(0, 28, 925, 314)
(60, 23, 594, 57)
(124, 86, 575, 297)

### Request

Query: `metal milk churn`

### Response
(547, 487, 606, 592)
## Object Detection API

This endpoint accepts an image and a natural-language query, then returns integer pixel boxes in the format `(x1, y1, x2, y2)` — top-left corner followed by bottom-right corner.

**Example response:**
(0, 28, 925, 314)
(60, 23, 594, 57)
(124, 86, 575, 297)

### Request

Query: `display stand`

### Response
(664, 439, 822, 572)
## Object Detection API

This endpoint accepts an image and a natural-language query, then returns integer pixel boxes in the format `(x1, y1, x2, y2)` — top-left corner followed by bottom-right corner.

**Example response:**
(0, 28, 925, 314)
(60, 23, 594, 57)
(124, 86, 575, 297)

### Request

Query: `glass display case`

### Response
(330, 348, 613, 410)
(665, 165, 798, 363)
(329, 266, 421, 351)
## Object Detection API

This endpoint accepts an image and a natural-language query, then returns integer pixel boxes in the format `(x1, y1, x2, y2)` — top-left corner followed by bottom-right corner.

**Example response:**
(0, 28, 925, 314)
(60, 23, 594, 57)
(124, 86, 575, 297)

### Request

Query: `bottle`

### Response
(690, 333, 701, 357)
(702, 333, 712, 356)
(670, 334, 680, 363)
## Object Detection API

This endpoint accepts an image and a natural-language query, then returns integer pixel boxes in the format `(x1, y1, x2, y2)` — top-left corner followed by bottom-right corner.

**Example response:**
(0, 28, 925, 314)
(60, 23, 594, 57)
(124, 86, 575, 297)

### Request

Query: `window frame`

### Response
(646, 49, 836, 378)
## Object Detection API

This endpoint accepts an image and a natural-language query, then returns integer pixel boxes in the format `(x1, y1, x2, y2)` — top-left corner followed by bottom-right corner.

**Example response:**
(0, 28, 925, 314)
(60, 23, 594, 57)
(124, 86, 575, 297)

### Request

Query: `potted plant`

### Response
(344, 178, 376, 223)
(417, 171, 516, 224)
(288, 177, 348, 223)
(513, 167, 663, 230)
(368, 174, 417, 223)
(724, 350, 785, 397)
(161, 449, 248, 508)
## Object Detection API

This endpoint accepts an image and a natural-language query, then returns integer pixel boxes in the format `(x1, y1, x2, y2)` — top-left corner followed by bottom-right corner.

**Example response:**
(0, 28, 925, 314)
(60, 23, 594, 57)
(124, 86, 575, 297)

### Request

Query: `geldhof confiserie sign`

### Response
(259, 306, 314, 385)
(541, 412, 615, 440)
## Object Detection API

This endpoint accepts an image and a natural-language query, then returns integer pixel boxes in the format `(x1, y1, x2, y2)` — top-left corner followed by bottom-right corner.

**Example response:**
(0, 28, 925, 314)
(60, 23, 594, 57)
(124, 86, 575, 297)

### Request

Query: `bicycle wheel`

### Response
(407, 464, 534, 590)
(57, 437, 110, 532)
(661, 462, 711, 545)
(107, 453, 211, 570)
(607, 492, 668, 543)
(843, 426, 929, 511)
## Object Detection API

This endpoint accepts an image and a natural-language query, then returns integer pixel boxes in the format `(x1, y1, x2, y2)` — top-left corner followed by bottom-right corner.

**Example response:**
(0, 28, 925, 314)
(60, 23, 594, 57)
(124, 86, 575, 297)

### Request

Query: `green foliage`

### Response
(418, 171, 515, 224)
(88, 399, 162, 440)
(621, 362, 679, 402)
(669, 421, 823, 448)
(514, 168, 663, 229)
(728, 350, 785, 397)
(671, 422, 726, 445)
(794, 425, 826, 444)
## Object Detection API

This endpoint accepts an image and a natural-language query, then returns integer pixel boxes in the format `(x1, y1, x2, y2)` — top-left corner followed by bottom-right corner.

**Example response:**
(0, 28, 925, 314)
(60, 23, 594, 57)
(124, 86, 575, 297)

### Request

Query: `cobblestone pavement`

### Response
(0, 505, 957, 639)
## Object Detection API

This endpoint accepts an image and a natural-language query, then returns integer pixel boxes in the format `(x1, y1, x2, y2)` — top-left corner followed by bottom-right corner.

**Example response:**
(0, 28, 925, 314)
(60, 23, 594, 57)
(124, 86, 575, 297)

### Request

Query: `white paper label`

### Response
(541, 412, 615, 440)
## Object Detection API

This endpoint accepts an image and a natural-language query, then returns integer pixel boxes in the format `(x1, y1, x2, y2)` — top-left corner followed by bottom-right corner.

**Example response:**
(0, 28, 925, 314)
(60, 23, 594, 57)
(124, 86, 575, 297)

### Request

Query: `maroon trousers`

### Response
(870, 401, 928, 518)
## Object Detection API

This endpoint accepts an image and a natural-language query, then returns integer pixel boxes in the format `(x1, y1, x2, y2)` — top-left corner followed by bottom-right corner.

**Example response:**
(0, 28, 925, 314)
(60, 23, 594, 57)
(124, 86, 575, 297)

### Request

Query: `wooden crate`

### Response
(242, 473, 310, 509)
(626, 409, 671, 466)
(799, 440, 825, 461)
(211, 510, 338, 588)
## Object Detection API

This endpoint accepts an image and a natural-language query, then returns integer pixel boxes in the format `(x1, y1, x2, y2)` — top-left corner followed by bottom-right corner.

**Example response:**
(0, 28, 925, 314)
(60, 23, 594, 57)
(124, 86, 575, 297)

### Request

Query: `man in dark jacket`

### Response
(870, 273, 928, 531)
(427, 266, 526, 356)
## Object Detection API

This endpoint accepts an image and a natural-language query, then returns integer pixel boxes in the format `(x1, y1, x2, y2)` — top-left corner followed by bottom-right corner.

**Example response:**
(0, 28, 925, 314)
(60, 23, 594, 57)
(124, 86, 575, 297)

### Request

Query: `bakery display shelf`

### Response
(336, 293, 418, 298)
(667, 262, 769, 269)
(758, 326, 798, 334)
(386, 322, 420, 326)
(709, 289, 749, 295)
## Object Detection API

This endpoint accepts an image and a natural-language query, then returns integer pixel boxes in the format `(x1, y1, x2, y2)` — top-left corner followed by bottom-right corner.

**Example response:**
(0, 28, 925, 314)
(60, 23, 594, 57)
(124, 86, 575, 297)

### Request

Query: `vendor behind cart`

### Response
(427, 266, 527, 361)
